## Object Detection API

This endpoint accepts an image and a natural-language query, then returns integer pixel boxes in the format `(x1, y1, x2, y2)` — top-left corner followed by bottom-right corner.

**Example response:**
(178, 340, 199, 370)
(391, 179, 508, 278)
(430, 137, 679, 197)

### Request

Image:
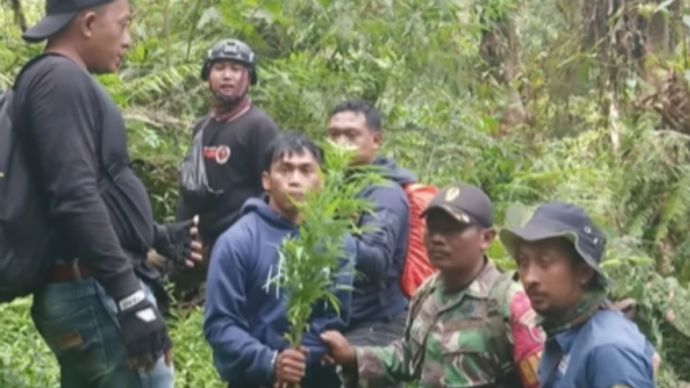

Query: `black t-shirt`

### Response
(12, 54, 151, 298)
(176, 106, 279, 244)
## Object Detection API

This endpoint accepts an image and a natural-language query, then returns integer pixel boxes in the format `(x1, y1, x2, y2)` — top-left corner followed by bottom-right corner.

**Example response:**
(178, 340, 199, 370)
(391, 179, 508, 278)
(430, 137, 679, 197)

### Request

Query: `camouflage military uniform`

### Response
(354, 261, 543, 388)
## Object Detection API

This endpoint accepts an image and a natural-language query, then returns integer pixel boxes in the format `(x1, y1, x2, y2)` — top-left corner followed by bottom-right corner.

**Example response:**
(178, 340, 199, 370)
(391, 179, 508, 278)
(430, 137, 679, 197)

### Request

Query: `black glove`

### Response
(116, 289, 171, 364)
(153, 219, 194, 268)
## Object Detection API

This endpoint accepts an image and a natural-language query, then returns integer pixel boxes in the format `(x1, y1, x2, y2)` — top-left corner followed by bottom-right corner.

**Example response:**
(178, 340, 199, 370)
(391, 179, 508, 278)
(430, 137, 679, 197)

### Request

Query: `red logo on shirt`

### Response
(203, 145, 231, 165)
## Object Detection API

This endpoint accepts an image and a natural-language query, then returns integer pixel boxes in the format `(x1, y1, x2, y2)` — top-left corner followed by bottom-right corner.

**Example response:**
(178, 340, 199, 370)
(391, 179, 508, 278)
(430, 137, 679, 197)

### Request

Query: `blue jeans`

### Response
(31, 277, 174, 388)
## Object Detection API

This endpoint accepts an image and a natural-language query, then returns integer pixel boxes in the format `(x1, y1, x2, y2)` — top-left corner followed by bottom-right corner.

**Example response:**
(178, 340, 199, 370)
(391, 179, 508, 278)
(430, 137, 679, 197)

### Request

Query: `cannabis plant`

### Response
(269, 142, 381, 348)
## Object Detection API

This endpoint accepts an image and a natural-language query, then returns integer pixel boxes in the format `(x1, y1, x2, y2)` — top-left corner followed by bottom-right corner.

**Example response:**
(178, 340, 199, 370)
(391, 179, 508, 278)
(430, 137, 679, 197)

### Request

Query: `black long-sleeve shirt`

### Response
(12, 54, 151, 300)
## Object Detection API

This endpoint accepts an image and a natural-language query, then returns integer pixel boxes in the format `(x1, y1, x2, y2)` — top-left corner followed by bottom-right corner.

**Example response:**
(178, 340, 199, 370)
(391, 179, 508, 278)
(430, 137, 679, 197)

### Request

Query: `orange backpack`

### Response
(400, 183, 439, 298)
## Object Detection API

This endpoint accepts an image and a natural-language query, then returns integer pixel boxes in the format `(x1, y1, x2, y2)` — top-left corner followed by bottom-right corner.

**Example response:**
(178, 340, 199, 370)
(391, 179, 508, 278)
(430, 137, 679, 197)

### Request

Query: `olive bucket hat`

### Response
(500, 202, 608, 282)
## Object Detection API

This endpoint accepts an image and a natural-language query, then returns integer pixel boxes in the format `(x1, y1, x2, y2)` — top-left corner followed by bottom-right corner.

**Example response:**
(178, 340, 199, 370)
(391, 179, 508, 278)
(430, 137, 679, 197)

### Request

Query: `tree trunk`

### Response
(11, 0, 27, 32)
(478, 0, 528, 131)
(479, 8, 521, 84)
(582, 0, 648, 151)
(645, 0, 682, 56)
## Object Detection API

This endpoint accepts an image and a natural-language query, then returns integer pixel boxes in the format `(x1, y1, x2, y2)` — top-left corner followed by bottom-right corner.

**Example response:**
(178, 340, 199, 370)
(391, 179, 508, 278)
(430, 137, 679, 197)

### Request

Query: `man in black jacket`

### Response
(14, 1, 199, 386)
(174, 39, 279, 295)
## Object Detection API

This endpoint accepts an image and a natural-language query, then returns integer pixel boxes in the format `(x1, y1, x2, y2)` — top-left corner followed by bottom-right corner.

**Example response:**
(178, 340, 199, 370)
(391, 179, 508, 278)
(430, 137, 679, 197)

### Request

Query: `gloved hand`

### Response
(153, 216, 202, 269)
(116, 289, 171, 371)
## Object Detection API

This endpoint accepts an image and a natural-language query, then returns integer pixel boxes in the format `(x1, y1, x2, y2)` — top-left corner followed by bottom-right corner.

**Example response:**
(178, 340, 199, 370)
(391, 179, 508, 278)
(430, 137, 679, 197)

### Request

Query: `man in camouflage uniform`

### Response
(321, 183, 543, 387)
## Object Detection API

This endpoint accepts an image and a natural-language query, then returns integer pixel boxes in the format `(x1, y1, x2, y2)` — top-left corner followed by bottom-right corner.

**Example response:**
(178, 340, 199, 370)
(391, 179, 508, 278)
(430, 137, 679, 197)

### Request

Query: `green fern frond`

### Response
(0, 72, 10, 90)
(115, 64, 200, 106)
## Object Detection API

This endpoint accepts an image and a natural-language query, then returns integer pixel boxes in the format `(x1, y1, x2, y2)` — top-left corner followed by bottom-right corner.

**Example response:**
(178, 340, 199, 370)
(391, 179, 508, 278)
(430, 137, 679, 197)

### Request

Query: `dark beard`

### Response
(213, 91, 244, 109)
(211, 95, 252, 123)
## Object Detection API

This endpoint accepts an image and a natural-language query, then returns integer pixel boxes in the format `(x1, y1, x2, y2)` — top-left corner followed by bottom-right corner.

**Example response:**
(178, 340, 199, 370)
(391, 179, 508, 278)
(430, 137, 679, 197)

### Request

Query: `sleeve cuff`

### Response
(355, 347, 368, 378)
(152, 223, 167, 249)
(98, 269, 142, 301)
(261, 350, 278, 385)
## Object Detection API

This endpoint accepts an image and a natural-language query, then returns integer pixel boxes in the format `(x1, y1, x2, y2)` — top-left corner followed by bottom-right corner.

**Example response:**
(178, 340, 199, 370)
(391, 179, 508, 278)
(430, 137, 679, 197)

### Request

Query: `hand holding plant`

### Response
(268, 142, 381, 386)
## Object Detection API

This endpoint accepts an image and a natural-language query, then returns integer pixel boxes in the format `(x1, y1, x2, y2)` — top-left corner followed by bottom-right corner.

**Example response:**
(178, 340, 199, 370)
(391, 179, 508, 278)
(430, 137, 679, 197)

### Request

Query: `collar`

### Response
(538, 289, 608, 335)
(426, 259, 502, 309)
(549, 325, 580, 353)
(212, 95, 252, 123)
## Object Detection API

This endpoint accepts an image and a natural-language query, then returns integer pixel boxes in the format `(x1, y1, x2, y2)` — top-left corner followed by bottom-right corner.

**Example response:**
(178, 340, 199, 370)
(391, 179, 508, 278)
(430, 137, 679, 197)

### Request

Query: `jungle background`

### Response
(2, 0, 690, 386)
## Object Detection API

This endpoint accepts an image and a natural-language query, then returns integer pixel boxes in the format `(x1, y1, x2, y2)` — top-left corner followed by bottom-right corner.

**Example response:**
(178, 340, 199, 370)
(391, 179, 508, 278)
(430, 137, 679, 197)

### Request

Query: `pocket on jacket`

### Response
(440, 330, 497, 387)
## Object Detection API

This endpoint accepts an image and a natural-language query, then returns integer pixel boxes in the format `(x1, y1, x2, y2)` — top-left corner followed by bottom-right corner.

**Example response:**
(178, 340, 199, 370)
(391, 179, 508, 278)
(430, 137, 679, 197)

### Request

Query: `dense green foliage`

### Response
(2, 0, 690, 386)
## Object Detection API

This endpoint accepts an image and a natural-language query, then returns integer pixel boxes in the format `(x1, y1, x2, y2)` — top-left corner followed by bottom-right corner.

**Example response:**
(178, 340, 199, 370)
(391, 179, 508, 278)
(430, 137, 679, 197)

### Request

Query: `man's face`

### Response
(83, 0, 132, 74)
(424, 209, 493, 273)
(262, 150, 322, 220)
(327, 111, 380, 166)
(516, 238, 594, 316)
(208, 60, 248, 99)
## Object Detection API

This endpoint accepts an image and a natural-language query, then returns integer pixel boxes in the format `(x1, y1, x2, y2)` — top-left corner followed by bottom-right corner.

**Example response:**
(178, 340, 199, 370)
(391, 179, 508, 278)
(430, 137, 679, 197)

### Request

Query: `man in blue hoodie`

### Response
(204, 133, 354, 388)
(326, 100, 412, 354)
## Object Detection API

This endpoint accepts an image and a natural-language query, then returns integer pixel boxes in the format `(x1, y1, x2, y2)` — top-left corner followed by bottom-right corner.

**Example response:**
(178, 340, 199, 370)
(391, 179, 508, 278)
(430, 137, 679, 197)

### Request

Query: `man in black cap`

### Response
(174, 39, 279, 296)
(500, 202, 656, 387)
(12, 0, 199, 386)
(321, 183, 543, 387)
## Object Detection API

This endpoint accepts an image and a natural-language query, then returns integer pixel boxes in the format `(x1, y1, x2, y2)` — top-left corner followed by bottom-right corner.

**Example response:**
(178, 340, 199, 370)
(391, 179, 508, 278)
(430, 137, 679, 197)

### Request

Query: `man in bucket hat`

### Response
(322, 183, 543, 387)
(500, 202, 656, 387)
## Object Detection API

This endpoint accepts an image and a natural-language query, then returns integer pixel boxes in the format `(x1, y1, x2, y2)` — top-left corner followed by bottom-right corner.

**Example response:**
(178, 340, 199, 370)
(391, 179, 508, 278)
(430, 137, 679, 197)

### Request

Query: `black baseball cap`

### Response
(23, 0, 115, 43)
(422, 183, 493, 228)
(500, 202, 608, 279)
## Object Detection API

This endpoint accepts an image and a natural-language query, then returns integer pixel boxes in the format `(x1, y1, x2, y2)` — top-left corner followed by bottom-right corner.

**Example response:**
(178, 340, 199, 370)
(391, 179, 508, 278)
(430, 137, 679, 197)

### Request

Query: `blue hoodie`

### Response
(203, 198, 355, 388)
(350, 156, 416, 327)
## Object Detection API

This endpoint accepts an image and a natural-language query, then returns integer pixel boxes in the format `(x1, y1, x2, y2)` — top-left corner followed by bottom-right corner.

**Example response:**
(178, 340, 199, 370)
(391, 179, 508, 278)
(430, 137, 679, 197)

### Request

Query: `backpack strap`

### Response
(403, 273, 439, 379)
(486, 271, 522, 386)
(96, 109, 128, 184)
(191, 115, 213, 138)
(10, 53, 68, 133)
(12, 52, 124, 179)
(12, 53, 67, 90)
(8, 53, 72, 188)
(406, 273, 438, 327)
